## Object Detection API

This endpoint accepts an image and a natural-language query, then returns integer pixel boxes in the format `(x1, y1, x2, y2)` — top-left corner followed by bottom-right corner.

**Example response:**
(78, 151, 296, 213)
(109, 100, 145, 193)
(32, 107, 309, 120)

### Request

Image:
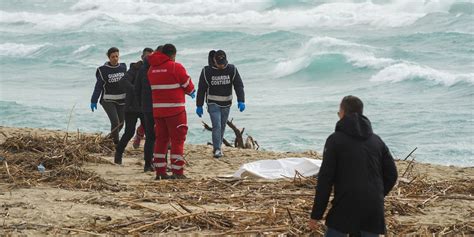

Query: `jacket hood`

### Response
(148, 52, 170, 66)
(336, 113, 373, 140)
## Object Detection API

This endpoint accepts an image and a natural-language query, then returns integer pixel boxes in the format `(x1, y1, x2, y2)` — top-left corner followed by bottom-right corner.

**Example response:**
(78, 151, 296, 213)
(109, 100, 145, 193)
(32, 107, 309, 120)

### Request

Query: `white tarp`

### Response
(233, 158, 323, 179)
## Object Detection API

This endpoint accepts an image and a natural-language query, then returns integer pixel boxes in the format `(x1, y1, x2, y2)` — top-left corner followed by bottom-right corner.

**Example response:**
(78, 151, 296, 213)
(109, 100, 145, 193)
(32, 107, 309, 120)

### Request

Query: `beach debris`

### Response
(75, 167, 472, 236)
(37, 163, 45, 173)
(0, 132, 120, 191)
(202, 118, 259, 150)
(0, 135, 472, 236)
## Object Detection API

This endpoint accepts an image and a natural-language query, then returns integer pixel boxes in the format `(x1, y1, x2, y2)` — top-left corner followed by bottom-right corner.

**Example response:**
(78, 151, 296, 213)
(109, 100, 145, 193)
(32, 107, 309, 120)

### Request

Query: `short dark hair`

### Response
(107, 47, 119, 57)
(340, 95, 364, 115)
(161, 44, 176, 57)
(142, 47, 153, 55)
(155, 45, 164, 52)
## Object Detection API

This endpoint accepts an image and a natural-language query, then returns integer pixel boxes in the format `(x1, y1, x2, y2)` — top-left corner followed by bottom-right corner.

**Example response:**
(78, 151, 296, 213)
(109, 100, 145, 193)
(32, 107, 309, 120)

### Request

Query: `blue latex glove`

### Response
(238, 102, 245, 112)
(189, 91, 196, 99)
(90, 103, 97, 112)
(196, 106, 203, 118)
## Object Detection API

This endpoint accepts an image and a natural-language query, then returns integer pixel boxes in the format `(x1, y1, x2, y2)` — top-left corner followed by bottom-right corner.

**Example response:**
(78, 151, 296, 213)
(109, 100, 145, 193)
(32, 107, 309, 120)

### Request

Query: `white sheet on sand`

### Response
(233, 158, 323, 179)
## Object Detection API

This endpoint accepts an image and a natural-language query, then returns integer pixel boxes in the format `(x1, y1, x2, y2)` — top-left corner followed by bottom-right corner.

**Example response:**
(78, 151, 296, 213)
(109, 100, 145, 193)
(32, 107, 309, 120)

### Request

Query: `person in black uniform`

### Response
(114, 47, 154, 165)
(309, 95, 398, 237)
(90, 47, 127, 144)
(196, 50, 245, 158)
(134, 45, 164, 172)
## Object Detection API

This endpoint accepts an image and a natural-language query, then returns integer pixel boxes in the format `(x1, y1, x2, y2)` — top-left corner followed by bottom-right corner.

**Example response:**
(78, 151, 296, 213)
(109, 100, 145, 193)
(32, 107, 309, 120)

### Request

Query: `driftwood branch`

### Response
(3, 158, 15, 183)
(403, 147, 418, 161)
(201, 121, 232, 147)
(105, 122, 124, 139)
(201, 120, 258, 149)
(226, 119, 245, 148)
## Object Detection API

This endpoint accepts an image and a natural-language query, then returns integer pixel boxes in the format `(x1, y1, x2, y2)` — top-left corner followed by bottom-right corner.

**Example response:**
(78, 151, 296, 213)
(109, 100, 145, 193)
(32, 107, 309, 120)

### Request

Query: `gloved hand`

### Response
(196, 106, 203, 118)
(189, 91, 196, 99)
(238, 102, 245, 112)
(90, 103, 97, 112)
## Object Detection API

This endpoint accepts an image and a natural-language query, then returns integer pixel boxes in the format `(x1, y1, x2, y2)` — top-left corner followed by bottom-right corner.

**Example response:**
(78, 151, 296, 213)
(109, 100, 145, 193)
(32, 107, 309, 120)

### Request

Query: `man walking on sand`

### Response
(147, 44, 195, 180)
(309, 96, 398, 237)
(114, 47, 153, 165)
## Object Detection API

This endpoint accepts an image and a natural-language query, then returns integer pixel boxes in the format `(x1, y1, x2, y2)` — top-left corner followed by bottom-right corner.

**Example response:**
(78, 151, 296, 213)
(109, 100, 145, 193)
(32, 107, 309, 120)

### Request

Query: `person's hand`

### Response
(308, 219, 320, 230)
(189, 91, 196, 99)
(90, 103, 97, 112)
(196, 106, 203, 118)
(237, 101, 245, 112)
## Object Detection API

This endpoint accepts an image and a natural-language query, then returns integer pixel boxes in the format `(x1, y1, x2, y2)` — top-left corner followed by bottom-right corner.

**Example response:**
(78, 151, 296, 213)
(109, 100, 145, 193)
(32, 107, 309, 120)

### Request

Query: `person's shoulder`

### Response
(371, 133, 387, 147)
(174, 61, 185, 68)
(119, 63, 127, 70)
(97, 63, 107, 70)
(326, 131, 346, 145)
(326, 132, 338, 142)
(170, 61, 183, 70)
(130, 61, 143, 70)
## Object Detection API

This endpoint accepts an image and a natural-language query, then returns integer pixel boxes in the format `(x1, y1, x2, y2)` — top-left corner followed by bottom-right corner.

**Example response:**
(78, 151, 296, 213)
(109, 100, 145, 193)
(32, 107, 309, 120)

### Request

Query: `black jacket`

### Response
(134, 59, 153, 113)
(118, 61, 143, 112)
(91, 62, 127, 105)
(311, 113, 398, 234)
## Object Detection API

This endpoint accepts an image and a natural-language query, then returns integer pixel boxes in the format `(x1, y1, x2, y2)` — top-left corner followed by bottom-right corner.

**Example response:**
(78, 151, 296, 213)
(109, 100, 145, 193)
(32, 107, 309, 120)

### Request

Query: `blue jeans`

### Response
(208, 104, 230, 152)
(324, 228, 378, 237)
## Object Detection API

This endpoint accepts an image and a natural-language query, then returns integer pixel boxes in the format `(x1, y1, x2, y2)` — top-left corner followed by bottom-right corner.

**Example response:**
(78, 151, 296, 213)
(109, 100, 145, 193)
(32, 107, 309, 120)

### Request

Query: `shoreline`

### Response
(0, 126, 473, 236)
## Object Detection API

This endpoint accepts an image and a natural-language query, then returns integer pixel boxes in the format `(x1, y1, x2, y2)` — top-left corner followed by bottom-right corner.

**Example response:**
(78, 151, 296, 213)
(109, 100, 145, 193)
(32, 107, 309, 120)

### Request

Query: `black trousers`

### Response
(142, 111, 155, 166)
(116, 112, 144, 156)
(101, 101, 125, 144)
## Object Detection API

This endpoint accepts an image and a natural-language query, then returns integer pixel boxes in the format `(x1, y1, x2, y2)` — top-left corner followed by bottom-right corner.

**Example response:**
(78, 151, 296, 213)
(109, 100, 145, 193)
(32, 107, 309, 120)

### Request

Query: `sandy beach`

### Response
(0, 126, 473, 236)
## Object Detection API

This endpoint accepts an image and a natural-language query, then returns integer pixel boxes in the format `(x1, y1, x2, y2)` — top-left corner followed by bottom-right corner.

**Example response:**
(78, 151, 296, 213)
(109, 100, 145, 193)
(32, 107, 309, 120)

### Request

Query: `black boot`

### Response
(155, 173, 172, 180)
(114, 151, 123, 165)
(171, 174, 188, 179)
(143, 160, 154, 172)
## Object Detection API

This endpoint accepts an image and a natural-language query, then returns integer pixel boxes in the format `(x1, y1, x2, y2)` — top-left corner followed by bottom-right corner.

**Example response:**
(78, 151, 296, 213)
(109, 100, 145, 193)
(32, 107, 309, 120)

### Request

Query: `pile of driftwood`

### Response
(385, 162, 473, 236)
(76, 167, 471, 236)
(202, 119, 259, 150)
(0, 132, 119, 191)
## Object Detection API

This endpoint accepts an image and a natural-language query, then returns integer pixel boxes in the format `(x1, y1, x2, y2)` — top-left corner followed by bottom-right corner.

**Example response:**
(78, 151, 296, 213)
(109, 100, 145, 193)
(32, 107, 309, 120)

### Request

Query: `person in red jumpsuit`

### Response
(147, 44, 195, 180)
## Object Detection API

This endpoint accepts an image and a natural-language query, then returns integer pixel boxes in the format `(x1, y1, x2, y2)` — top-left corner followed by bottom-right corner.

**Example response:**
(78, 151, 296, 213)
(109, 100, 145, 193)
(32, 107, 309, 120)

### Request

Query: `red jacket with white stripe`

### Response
(147, 52, 195, 118)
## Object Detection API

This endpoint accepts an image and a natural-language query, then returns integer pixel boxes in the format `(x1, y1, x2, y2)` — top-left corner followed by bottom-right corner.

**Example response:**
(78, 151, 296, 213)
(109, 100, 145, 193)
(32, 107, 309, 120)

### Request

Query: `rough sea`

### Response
(0, 0, 473, 166)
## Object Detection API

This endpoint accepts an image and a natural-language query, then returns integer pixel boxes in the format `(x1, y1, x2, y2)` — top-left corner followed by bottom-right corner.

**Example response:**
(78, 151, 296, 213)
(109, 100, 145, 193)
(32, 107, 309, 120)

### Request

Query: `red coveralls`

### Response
(147, 52, 195, 176)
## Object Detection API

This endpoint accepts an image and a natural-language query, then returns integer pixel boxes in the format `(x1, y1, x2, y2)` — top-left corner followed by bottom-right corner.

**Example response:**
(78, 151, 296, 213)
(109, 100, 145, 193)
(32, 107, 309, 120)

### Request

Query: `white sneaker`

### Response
(213, 149, 223, 159)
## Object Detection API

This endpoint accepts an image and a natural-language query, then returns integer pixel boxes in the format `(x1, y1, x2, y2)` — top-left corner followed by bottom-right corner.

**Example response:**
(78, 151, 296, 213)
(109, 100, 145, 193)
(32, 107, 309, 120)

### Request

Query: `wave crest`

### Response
(72, 44, 95, 55)
(0, 43, 49, 57)
(0, 0, 462, 31)
(370, 63, 474, 86)
(273, 36, 395, 77)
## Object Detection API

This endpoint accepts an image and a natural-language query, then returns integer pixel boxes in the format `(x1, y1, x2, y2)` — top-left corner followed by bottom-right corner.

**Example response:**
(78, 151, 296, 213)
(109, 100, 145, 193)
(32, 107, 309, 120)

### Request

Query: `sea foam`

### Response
(370, 63, 474, 86)
(0, 43, 49, 57)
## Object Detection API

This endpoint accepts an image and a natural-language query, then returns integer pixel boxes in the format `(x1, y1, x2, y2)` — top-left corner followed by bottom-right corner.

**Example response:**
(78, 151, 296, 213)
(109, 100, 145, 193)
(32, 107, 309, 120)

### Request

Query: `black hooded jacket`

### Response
(311, 113, 398, 234)
(134, 58, 153, 113)
(118, 61, 143, 112)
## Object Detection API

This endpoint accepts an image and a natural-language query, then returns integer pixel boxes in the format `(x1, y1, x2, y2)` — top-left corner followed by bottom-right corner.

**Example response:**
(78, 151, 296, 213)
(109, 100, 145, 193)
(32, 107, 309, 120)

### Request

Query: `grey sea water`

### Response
(0, 0, 473, 166)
